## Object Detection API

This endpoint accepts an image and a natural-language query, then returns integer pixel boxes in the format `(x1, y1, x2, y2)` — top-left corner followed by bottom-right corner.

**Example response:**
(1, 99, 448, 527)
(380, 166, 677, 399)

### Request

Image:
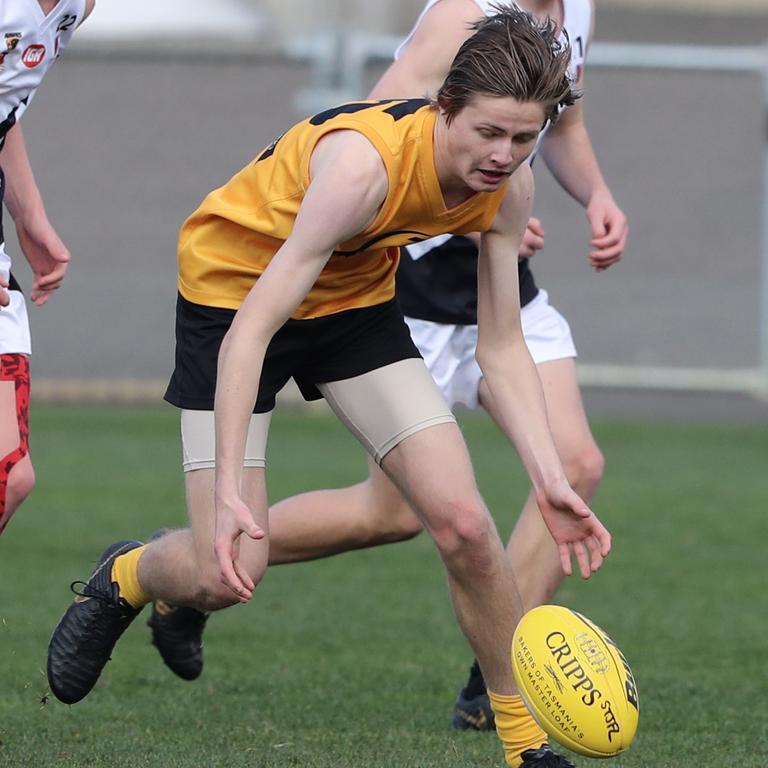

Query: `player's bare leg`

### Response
(268, 455, 421, 564)
(138, 467, 270, 608)
(380, 422, 549, 766)
(454, 360, 603, 732)
(47, 466, 270, 702)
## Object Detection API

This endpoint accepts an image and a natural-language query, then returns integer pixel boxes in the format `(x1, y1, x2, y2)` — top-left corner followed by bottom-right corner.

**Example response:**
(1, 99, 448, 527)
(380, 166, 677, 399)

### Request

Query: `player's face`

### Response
(443, 95, 546, 192)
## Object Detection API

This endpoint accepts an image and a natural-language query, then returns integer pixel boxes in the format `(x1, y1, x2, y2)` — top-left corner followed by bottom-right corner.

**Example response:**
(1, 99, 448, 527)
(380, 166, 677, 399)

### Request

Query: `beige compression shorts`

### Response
(180, 358, 455, 471)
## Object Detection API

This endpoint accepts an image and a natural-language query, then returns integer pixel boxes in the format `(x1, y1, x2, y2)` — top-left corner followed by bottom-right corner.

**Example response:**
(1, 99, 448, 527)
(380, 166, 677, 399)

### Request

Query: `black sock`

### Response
(463, 659, 487, 699)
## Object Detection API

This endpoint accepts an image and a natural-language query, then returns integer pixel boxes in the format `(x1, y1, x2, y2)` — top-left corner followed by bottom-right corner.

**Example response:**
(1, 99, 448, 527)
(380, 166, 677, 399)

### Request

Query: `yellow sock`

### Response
(111, 545, 151, 609)
(488, 691, 548, 768)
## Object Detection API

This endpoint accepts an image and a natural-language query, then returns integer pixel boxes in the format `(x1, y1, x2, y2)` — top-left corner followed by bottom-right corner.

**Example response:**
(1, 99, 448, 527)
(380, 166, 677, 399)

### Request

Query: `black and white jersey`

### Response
(0, 0, 86, 151)
(1, 0, 85, 356)
(396, 0, 592, 325)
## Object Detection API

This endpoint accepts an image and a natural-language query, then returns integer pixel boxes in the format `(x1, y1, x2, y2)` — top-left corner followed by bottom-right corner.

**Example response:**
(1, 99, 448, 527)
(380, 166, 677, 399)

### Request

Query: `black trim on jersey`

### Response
(257, 99, 429, 165)
(8, 273, 21, 293)
(382, 98, 430, 120)
(309, 98, 428, 126)
(334, 229, 433, 257)
(396, 236, 538, 326)
(0, 100, 25, 149)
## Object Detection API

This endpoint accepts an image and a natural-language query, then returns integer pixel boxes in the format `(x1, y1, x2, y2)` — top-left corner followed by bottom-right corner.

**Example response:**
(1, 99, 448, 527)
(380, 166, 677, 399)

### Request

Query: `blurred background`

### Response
(7, 0, 768, 421)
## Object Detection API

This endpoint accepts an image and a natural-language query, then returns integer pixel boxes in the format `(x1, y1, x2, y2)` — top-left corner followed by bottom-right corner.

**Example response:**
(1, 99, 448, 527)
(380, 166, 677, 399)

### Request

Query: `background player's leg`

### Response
(0, 356, 34, 534)
(268, 455, 422, 564)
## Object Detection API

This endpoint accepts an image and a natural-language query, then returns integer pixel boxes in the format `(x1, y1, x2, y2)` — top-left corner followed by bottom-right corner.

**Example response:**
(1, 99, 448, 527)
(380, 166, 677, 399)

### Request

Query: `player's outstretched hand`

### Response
(519, 216, 545, 260)
(213, 494, 265, 603)
(536, 484, 611, 579)
(15, 214, 71, 305)
(586, 192, 627, 272)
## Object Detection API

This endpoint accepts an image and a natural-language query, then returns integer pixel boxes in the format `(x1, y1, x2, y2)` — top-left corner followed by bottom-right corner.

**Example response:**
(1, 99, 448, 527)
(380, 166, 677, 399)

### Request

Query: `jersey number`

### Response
(57, 15, 78, 32)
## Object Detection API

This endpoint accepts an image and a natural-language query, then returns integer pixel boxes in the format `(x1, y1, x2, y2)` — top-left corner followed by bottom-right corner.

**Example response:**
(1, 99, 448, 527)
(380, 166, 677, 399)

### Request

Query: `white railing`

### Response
(287, 34, 768, 398)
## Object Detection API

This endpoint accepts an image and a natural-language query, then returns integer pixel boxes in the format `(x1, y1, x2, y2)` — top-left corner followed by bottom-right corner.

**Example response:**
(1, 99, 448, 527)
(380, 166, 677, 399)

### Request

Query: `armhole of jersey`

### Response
(299, 121, 395, 230)
(77, 0, 92, 27)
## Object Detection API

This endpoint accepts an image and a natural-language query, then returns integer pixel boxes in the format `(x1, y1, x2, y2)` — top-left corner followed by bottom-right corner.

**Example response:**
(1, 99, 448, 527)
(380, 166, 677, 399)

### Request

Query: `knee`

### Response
(562, 441, 605, 501)
(5, 459, 36, 512)
(428, 501, 498, 573)
(189, 563, 267, 612)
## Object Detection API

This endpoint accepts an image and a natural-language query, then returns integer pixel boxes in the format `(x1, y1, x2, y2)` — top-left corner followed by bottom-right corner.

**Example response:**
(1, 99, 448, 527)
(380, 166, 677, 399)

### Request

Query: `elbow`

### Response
(474, 341, 498, 378)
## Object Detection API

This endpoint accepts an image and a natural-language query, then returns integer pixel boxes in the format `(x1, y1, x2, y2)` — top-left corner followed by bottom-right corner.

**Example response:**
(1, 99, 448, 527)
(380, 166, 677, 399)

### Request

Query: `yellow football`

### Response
(511, 605, 639, 758)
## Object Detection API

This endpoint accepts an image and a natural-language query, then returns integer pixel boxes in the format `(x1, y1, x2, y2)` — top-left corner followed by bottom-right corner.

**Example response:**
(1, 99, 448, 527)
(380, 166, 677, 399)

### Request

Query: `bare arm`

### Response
(368, 0, 483, 100)
(213, 130, 389, 598)
(539, 5, 627, 270)
(0, 123, 70, 305)
(476, 166, 611, 577)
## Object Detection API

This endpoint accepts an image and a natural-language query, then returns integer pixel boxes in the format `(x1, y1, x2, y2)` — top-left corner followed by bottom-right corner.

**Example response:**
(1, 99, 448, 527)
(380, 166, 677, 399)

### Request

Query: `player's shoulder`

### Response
(310, 128, 388, 186)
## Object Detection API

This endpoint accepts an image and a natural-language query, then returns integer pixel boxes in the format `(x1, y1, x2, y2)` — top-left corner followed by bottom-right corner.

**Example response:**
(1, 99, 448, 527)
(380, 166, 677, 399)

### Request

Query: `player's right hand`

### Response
(0, 276, 9, 308)
(519, 216, 544, 259)
(213, 494, 265, 602)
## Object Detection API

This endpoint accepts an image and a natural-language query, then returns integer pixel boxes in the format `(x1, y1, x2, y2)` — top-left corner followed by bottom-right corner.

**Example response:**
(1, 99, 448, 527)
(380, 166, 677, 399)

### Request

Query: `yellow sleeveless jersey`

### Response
(177, 99, 507, 319)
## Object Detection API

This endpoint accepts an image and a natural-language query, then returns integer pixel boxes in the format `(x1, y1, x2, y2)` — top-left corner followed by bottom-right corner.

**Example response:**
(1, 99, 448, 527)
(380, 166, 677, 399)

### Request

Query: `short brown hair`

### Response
(436, 4, 577, 125)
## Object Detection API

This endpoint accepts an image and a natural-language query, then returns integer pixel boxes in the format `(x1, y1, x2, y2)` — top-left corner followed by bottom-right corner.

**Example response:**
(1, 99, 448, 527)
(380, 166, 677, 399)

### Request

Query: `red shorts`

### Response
(0, 353, 30, 530)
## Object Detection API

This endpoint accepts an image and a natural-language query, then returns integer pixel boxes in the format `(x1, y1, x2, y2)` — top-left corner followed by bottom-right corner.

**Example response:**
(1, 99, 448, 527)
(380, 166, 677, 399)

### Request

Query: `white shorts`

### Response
(405, 290, 576, 410)
(0, 245, 31, 356)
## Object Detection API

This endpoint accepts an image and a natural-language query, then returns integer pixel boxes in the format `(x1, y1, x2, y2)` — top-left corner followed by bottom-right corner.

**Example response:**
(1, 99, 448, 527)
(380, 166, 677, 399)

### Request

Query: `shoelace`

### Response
(70, 580, 116, 603)
(520, 745, 575, 768)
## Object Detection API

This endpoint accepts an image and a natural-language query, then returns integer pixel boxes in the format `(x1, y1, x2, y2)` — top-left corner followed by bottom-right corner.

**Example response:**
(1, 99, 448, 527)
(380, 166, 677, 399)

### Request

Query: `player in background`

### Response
(47, 11, 611, 767)
(0, 0, 96, 537)
(143, 0, 626, 743)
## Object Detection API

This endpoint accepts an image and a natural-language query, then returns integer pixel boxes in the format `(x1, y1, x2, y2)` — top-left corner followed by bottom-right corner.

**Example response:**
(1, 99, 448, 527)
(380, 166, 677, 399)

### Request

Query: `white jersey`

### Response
(396, 0, 590, 88)
(0, 0, 86, 355)
(395, 0, 593, 324)
(1, 0, 86, 147)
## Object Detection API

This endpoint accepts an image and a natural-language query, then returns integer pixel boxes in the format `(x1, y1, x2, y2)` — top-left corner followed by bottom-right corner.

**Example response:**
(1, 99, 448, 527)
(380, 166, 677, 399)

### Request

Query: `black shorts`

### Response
(164, 294, 422, 413)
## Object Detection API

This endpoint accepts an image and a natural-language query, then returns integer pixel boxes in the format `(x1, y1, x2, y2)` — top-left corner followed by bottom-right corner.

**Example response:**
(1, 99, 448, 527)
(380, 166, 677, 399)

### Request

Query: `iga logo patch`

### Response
(22, 44, 46, 68)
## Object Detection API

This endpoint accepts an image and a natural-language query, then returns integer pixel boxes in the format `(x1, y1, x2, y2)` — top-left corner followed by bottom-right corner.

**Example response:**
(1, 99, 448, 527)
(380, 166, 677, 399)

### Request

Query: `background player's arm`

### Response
(476, 165, 610, 577)
(214, 131, 389, 598)
(538, 4, 627, 271)
(368, 0, 483, 100)
(0, 123, 70, 305)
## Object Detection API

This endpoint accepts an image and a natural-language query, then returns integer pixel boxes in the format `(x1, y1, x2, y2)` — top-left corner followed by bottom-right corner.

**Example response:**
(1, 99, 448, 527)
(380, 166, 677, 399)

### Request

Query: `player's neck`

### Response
(518, 0, 564, 29)
(37, 0, 62, 15)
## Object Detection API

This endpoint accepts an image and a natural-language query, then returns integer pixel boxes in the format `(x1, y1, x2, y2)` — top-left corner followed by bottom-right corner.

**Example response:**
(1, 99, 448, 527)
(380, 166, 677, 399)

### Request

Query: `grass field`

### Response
(0, 405, 766, 767)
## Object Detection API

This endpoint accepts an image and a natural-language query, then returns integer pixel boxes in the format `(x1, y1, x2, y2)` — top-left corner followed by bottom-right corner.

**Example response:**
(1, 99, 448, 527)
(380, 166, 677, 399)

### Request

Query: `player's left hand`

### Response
(15, 214, 71, 305)
(0, 276, 9, 308)
(213, 493, 266, 603)
(586, 191, 627, 272)
(536, 483, 611, 579)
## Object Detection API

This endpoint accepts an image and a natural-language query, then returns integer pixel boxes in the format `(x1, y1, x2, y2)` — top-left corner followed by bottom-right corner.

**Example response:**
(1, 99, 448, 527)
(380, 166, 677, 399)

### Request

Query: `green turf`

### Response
(0, 406, 766, 767)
